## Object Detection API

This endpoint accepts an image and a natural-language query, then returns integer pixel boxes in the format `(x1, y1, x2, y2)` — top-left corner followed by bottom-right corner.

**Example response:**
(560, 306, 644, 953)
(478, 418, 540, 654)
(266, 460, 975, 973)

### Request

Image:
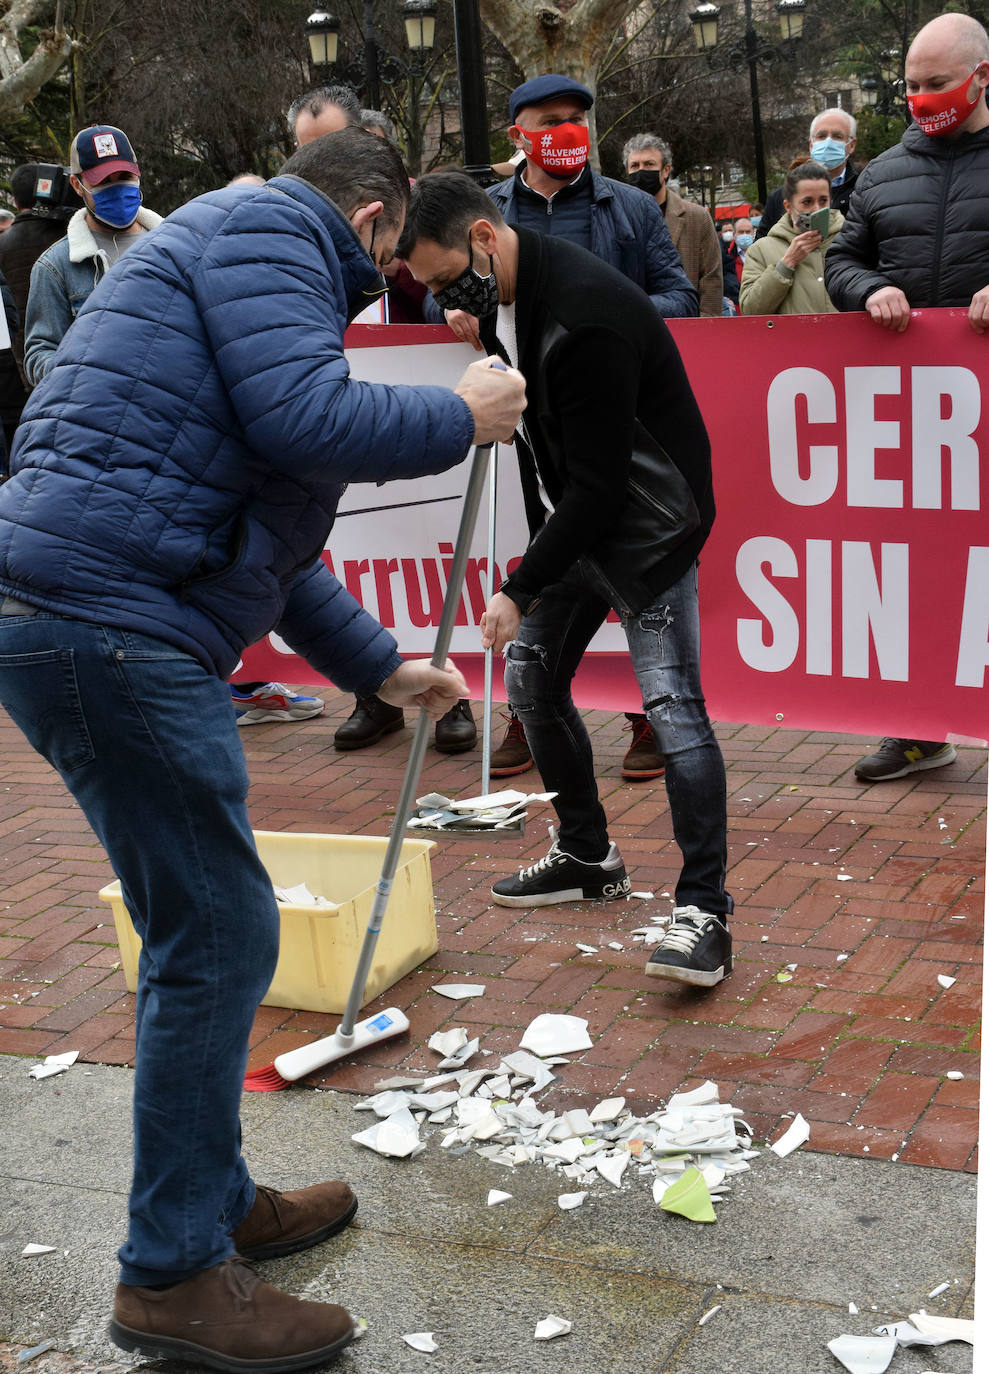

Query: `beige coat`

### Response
(663, 189, 724, 318)
(739, 208, 844, 315)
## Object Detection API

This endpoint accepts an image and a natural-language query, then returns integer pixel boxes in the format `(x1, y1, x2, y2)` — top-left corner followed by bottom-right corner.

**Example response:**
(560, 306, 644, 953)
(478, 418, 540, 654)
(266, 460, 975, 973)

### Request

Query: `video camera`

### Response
(31, 164, 83, 221)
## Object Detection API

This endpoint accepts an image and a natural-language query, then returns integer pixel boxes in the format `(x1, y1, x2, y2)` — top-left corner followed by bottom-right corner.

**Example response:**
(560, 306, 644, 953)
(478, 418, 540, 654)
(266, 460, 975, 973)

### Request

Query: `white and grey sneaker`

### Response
(491, 829, 631, 908)
(646, 906, 732, 987)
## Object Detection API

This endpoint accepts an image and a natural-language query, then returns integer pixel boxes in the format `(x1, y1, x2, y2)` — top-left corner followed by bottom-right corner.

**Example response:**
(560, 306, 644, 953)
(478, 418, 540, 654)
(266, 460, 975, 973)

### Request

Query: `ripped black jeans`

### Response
(505, 562, 731, 917)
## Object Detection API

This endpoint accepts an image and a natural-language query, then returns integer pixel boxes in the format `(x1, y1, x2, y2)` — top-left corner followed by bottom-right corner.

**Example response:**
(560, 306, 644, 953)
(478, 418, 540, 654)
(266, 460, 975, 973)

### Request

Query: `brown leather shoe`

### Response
(621, 713, 666, 781)
(231, 1181, 358, 1261)
(109, 1256, 354, 1372)
(490, 712, 533, 777)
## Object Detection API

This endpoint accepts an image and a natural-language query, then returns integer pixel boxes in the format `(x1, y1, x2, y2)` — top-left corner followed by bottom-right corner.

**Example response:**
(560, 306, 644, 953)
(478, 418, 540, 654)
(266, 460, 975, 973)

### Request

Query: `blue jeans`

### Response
(505, 564, 731, 917)
(0, 612, 279, 1285)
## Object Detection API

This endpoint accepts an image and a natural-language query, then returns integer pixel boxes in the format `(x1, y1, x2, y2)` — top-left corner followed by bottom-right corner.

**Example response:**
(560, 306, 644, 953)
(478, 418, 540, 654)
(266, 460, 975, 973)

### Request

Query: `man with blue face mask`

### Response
(22, 125, 161, 385)
(754, 108, 858, 241)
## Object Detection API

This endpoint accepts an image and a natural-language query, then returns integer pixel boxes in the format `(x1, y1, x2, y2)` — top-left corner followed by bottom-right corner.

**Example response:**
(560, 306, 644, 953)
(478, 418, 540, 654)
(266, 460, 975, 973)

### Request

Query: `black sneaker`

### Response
(645, 907, 732, 987)
(491, 830, 630, 908)
(854, 738, 957, 782)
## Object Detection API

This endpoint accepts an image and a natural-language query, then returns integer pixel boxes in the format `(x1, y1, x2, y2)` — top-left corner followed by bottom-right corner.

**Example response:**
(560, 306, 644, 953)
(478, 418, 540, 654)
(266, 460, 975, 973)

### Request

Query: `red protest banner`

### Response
(678, 310, 987, 743)
(239, 312, 987, 744)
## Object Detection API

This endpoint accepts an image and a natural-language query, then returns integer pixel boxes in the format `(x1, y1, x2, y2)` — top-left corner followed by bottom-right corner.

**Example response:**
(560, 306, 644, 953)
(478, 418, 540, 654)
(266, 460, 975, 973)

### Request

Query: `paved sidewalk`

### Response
(0, 1056, 977, 1373)
(1, 687, 983, 1173)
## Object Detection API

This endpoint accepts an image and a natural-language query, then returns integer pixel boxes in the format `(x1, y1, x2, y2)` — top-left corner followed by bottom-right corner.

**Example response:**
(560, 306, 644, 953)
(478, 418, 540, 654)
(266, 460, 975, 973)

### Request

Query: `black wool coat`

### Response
(481, 227, 714, 617)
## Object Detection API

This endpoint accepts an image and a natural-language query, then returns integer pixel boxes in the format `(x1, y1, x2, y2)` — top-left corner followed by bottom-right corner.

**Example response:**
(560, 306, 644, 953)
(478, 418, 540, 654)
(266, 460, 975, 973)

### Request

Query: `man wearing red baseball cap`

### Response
(23, 124, 162, 385)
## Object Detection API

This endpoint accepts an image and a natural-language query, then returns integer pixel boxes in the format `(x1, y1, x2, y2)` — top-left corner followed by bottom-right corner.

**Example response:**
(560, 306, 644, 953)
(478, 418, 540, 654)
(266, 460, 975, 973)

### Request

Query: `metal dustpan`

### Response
(408, 786, 556, 834)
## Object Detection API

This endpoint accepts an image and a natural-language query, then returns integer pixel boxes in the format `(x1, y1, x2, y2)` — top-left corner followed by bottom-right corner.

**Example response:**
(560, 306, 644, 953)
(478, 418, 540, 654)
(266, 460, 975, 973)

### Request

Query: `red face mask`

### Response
(907, 68, 984, 136)
(513, 121, 590, 178)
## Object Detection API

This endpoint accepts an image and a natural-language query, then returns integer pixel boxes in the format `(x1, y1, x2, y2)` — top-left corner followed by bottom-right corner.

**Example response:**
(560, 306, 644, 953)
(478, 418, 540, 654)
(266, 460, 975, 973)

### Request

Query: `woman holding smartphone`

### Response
(739, 161, 844, 315)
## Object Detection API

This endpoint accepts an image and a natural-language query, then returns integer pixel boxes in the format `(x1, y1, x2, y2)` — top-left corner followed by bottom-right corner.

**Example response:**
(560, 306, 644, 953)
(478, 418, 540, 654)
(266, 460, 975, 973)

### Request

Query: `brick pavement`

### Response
(0, 688, 983, 1172)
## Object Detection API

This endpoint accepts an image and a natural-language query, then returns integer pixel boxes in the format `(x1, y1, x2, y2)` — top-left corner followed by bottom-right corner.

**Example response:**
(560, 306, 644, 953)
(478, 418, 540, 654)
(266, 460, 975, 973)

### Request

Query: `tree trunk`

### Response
(478, 0, 641, 160)
(0, 0, 74, 122)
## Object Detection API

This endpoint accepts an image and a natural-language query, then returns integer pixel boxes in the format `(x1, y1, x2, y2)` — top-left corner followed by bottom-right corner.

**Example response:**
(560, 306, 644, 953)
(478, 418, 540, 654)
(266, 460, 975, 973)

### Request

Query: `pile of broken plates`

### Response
(351, 1014, 756, 1223)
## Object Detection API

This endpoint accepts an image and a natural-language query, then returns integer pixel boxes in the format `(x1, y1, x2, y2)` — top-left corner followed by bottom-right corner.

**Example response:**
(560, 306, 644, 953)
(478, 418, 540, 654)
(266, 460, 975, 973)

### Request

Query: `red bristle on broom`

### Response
(243, 1062, 291, 1091)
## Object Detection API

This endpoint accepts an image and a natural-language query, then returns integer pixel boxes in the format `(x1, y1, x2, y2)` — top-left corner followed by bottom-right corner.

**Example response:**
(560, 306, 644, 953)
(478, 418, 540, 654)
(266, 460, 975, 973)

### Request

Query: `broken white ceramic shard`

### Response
(667, 1081, 720, 1110)
(596, 1153, 629, 1187)
(769, 1113, 810, 1157)
(698, 1305, 721, 1326)
(28, 1062, 69, 1080)
(544, 1137, 590, 1164)
(826, 1333, 897, 1374)
(630, 891, 655, 899)
(438, 1039, 480, 1070)
(589, 1096, 626, 1124)
(428, 1028, 468, 1057)
(872, 1321, 937, 1347)
(561, 1108, 594, 1137)
(926, 1281, 949, 1298)
(576, 942, 598, 954)
(403, 1332, 438, 1352)
(432, 984, 485, 1000)
(849, 1302, 859, 1315)
(499, 1050, 557, 1091)
(21, 1244, 57, 1257)
(607, 941, 624, 951)
(46, 1050, 79, 1067)
(936, 974, 955, 989)
(487, 1190, 512, 1206)
(945, 1070, 964, 1080)
(908, 1310, 975, 1344)
(354, 1089, 411, 1118)
(534, 1315, 572, 1341)
(519, 1013, 592, 1057)
(352, 1107, 422, 1158)
(557, 1191, 587, 1210)
(837, 873, 853, 881)
(630, 926, 665, 945)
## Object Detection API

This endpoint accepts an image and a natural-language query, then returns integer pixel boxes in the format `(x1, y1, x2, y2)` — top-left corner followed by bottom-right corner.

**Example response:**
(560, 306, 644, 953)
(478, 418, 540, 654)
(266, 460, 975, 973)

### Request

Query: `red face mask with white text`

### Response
(907, 69, 984, 135)
(513, 122, 590, 178)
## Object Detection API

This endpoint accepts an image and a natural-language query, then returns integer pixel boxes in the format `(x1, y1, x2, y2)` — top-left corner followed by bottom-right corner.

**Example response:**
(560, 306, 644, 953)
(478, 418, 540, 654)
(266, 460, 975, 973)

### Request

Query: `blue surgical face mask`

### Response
(734, 232, 754, 251)
(750, 215, 762, 227)
(810, 137, 847, 170)
(89, 182, 142, 229)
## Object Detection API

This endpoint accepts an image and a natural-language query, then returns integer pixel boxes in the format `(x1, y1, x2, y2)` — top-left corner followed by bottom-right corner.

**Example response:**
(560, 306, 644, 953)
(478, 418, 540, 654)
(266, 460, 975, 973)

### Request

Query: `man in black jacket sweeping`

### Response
(825, 9, 989, 783)
(401, 172, 733, 988)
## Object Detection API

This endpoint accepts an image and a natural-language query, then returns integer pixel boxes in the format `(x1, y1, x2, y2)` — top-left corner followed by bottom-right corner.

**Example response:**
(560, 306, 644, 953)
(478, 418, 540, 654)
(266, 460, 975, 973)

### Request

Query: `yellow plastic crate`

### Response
(98, 830, 437, 1014)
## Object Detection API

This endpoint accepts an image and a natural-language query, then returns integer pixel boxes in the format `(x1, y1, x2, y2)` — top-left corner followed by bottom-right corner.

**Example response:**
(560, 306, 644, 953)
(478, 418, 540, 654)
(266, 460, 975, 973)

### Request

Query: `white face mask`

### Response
(721, 228, 734, 241)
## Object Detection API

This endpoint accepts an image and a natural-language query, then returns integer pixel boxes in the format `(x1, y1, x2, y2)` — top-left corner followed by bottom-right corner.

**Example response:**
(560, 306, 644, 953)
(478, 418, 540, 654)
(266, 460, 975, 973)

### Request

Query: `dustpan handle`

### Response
(337, 438, 495, 1039)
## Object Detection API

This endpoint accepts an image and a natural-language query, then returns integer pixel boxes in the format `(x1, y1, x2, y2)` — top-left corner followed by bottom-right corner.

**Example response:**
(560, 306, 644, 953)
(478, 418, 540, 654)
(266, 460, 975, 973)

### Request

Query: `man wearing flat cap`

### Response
(23, 124, 162, 385)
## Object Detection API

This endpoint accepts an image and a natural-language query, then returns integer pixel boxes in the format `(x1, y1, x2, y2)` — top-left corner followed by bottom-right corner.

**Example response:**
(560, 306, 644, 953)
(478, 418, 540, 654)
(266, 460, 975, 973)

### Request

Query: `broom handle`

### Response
(338, 438, 494, 1039)
(480, 445, 499, 796)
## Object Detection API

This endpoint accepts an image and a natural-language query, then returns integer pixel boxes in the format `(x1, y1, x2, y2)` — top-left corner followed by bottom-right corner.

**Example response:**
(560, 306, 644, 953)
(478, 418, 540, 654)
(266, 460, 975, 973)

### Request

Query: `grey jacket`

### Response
(23, 205, 162, 385)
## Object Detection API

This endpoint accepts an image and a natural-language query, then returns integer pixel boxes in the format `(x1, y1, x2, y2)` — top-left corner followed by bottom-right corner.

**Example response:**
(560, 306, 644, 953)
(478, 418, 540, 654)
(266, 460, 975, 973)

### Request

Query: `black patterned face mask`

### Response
(432, 234, 500, 317)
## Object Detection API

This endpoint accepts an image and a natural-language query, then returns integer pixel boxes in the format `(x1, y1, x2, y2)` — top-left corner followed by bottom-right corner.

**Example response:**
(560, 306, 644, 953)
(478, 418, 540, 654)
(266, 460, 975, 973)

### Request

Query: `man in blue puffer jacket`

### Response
(0, 128, 524, 1372)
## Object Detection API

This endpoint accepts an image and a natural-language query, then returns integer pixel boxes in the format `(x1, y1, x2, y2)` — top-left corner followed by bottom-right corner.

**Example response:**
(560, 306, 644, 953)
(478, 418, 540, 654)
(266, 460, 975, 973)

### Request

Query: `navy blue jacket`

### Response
(0, 176, 475, 691)
(488, 168, 698, 318)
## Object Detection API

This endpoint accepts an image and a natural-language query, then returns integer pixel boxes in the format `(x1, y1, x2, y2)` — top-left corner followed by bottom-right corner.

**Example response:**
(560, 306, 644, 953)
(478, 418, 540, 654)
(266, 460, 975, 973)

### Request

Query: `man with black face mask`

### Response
(22, 125, 162, 385)
(439, 76, 697, 784)
(623, 134, 723, 318)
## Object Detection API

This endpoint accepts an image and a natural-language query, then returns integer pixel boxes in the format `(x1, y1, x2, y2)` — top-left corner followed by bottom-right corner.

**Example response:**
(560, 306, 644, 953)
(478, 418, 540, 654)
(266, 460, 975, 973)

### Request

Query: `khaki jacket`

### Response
(740, 209, 844, 315)
(663, 189, 724, 317)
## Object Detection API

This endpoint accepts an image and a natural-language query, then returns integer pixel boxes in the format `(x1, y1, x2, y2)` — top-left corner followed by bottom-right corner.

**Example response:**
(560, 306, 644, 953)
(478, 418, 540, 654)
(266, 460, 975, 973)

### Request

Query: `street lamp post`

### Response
(452, 0, 493, 184)
(309, 3, 437, 101)
(689, 0, 807, 204)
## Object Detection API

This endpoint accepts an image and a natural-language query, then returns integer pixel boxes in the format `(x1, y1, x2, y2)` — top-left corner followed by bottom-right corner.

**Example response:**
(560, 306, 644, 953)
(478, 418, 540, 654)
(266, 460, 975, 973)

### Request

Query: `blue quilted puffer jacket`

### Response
(0, 175, 475, 693)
